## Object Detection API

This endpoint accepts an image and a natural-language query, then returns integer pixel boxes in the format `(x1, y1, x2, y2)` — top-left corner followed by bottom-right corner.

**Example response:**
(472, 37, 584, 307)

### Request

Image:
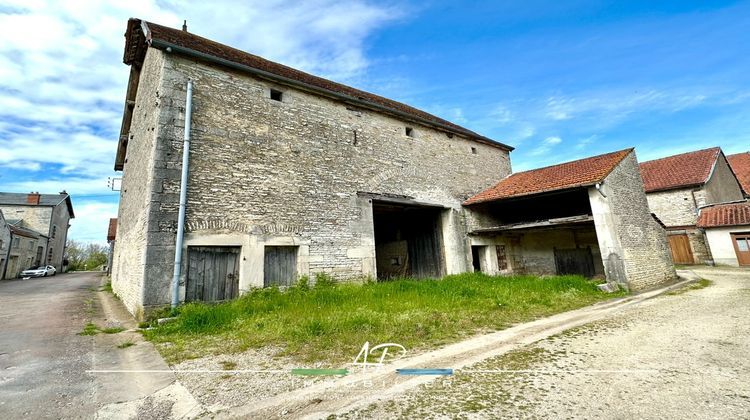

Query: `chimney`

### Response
(27, 191, 40, 205)
(182, 19, 188, 32)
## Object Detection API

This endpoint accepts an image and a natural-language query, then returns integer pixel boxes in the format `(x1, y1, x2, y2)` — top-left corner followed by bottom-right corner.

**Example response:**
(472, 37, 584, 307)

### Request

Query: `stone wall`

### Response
(46, 204, 71, 270)
(113, 49, 512, 316)
(470, 227, 604, 277)
(645, 189, 697, 227)
(590, 152, 676, 290)
(0, 205, 52, 234)
(111, 48, 168, 317)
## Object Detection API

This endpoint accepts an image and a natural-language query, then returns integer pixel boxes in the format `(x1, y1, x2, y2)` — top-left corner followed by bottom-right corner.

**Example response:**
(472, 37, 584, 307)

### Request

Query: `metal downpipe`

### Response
(171, 80, 193, 308)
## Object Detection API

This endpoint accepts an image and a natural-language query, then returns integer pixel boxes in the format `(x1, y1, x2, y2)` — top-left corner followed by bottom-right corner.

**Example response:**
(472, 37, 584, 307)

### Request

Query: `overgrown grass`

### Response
(101, 280, 113, 293)
(101, 326, 126, 334)
(143, 273, 624, 364)
(78, 323, 99, 336)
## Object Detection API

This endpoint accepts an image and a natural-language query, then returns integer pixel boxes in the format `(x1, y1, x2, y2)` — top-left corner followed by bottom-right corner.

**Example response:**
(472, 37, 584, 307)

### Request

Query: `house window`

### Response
(405, 126, 414, 137)
(52, 225, 57, 238)
(12, 237, 19, 248)
(471, 147, 477, 154)
(270, 89, 283, 102)
(28, 241, 34, 251)
(0, 239, 3, 249)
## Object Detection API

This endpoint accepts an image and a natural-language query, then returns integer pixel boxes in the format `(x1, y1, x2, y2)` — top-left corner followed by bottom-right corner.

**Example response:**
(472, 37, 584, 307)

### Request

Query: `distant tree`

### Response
(65, 240, 109, 271)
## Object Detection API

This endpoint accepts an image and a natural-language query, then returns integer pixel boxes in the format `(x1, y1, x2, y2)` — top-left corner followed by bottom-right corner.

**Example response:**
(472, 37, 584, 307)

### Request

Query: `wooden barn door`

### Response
(554, 247, 595, 278)
(668, 234, 694, 264)
(731, 233, 750, 266)
(264, 246, 298, 287)
(186, 246, 240, 302)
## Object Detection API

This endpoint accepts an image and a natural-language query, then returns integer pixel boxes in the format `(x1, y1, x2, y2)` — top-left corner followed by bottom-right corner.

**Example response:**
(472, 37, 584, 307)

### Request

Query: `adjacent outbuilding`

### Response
(465, 149, 676, 291)
(640, 147, 745, 265)
(697, 201, 750, 266)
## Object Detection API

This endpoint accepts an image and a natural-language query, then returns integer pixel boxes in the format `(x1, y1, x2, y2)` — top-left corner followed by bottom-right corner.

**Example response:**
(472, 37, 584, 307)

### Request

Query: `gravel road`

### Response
(339, 267, 750, 419)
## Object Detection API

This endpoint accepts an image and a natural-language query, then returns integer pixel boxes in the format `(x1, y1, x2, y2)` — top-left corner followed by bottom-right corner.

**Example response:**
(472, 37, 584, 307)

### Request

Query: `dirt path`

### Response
(214, 276, 699, 419)
(336, 267, 750, 419)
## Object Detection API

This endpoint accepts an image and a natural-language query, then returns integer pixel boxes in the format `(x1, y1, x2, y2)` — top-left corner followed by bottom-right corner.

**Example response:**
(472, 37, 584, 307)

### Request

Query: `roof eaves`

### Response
(136, 20, 513, 152)
(464, 182, 599, 206)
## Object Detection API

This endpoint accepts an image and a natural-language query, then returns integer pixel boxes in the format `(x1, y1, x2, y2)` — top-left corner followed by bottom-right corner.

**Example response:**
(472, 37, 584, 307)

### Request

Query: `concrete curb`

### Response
(218, 276, 699, 419)
(92, 276, 204, 419)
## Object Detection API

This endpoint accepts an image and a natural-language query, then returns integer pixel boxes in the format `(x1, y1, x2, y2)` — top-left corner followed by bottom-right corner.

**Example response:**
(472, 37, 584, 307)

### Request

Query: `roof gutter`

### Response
(149, 38, 513, 152)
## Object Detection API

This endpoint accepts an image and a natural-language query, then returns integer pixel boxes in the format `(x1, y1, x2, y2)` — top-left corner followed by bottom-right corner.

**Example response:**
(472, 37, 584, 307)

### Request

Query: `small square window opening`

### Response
(405, 127, 414, 137)
(471, 147, 477, 154)
(270, 89, 283, 102)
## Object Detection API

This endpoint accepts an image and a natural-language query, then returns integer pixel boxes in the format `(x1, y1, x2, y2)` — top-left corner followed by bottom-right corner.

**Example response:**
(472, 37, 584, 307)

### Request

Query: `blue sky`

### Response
(0, 1, 748, 243)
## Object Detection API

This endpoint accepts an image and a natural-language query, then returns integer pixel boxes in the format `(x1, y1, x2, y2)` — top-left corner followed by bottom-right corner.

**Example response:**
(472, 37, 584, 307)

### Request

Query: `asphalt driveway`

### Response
(340, 267, 750, 419)
(0, 271, 101, 418)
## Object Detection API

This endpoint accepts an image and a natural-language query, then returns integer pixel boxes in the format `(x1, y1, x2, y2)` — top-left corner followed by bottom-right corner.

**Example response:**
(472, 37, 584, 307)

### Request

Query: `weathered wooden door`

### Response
(554, 247, 595, 278)
(668, 234, 694, 264)
(264, 246, 298, 287)
(186, 246, 240, 302)
(731, 233, 750, 266)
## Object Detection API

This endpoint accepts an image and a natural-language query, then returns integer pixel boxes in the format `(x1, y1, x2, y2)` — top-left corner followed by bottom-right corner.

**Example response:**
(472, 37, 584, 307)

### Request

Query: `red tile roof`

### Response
(107, 218, 117, 242)
(639, 147, 721, 193)
(124, 19, 511, 151)
(727, 152, 750, 196)
(697, 202, 750, 228)
(464, 149, 633, 205)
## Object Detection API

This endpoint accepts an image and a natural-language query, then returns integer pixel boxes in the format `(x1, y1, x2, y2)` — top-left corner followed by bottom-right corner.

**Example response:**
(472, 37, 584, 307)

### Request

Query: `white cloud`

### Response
(529, 136, 562, 156)
(0, 0, 400, 244)
(68, 200, 119, 244)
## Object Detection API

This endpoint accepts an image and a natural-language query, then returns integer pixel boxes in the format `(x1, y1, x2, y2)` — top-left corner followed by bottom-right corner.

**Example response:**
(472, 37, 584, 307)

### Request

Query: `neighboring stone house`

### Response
(697, 202, 750, 266)
(0, 210, 10, 278)
(2, 219, 49, 279)
(0, 192, 75, 272)
(727, 152, 750, 198)
(106, 218, 117, 276)
(111, 19, 674, 317)
(640, 148, 745, 265)
(464, 149, 676, 291)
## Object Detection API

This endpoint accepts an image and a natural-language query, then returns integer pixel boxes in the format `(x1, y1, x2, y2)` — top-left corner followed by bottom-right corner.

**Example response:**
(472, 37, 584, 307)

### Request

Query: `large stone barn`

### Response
(111, 19, 674, 318)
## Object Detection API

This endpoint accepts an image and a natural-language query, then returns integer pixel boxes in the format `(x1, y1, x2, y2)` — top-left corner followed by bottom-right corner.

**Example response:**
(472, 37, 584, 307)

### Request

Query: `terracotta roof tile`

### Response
(639, 147, 720, 193)
(464, 149, 633, 205)
(697, 202, 750, 228)
(107, 218, 117, 241)
(126, 19, 511, 151)
(727, 152, 750, 196)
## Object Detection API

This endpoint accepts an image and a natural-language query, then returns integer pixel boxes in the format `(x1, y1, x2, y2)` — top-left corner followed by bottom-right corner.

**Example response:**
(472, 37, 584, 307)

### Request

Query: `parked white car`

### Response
(20, 265, 56, 278)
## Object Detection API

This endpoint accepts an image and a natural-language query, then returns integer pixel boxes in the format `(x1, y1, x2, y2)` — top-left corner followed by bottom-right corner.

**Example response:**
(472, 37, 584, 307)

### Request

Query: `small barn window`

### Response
(471, 147, 477, 154)
(405, 126, 414, 137)
(270, 89, 283, 102)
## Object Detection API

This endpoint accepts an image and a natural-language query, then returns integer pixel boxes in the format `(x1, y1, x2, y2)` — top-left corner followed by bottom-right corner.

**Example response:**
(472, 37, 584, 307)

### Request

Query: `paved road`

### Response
(341, 267, 750, 419)
(0, 272, 101, 419)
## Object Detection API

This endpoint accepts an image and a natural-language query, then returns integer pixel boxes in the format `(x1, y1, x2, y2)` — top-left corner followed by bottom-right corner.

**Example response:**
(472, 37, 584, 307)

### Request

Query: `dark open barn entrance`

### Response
(372, 200, 445, 280)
